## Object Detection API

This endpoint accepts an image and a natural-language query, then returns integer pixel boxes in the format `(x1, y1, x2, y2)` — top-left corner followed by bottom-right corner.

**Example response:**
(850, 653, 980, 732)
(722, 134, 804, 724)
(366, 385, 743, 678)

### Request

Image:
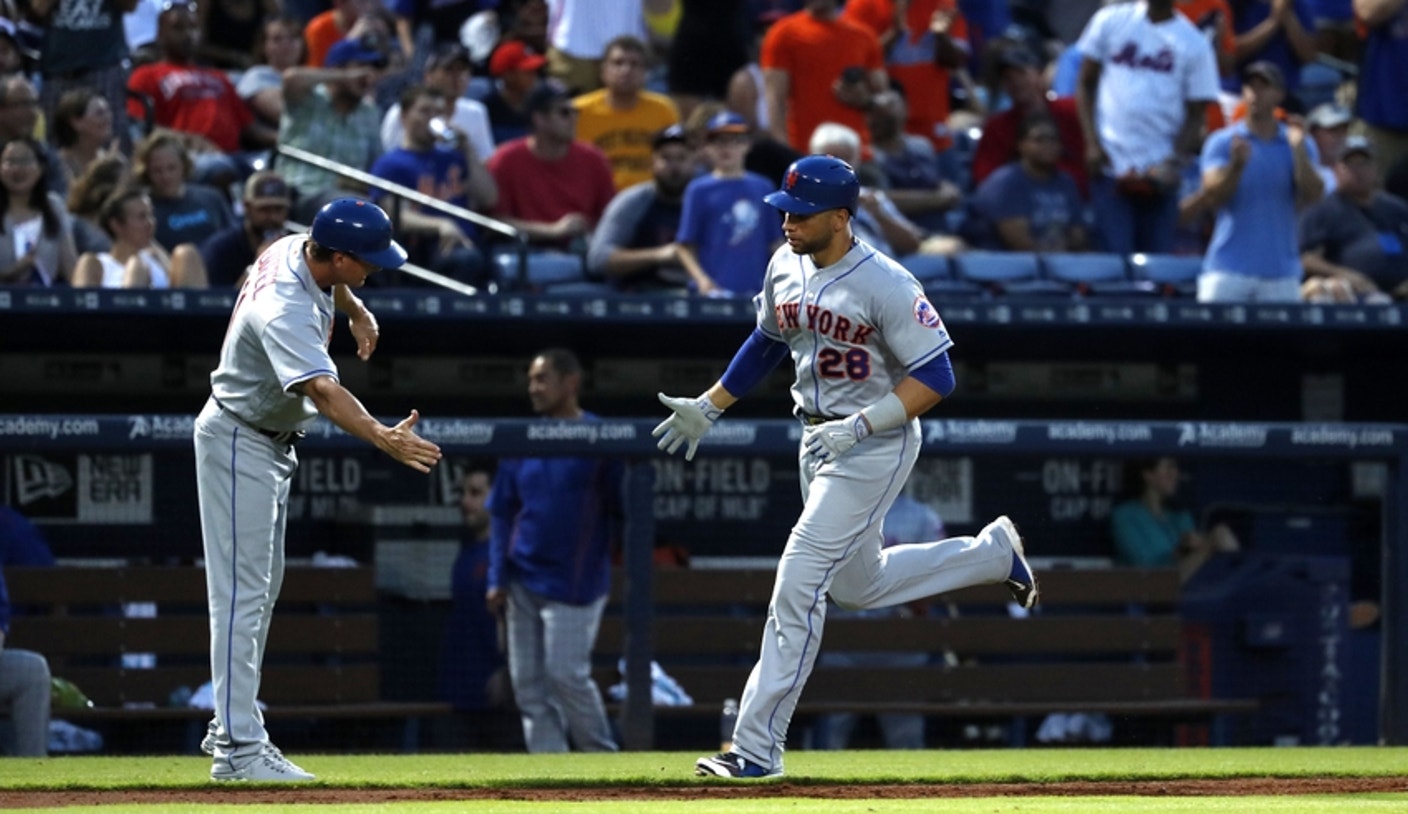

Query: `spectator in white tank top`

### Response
(71, 184, 209, 288)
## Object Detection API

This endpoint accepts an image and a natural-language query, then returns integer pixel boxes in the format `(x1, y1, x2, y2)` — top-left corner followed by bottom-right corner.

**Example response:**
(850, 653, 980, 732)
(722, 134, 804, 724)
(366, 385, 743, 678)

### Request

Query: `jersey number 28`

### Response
(817, 347, 871, 380)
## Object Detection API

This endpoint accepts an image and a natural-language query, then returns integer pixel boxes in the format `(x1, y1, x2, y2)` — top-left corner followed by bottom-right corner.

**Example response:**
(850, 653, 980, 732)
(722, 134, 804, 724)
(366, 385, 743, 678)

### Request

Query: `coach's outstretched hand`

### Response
(802, 414, 871, 465)
(653, 392, 722, 462)
(379, 410, 443, 473)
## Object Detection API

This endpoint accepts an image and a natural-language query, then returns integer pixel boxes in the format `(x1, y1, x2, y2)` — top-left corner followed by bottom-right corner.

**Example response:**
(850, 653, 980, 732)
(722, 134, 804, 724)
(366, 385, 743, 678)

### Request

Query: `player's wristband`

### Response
(695, 393, 724, 422)
(858, 392, 908, 436)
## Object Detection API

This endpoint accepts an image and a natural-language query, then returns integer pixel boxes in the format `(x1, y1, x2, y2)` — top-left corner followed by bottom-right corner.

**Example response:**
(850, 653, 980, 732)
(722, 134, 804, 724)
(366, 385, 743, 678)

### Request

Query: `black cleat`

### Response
(996, 515, 1040, 609)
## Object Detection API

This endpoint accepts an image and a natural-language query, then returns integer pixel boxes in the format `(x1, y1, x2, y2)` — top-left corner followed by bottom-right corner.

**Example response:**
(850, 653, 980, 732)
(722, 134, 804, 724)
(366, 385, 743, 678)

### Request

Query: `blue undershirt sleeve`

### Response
(719, 328, 789, 397)
(910, 351, 956, 398)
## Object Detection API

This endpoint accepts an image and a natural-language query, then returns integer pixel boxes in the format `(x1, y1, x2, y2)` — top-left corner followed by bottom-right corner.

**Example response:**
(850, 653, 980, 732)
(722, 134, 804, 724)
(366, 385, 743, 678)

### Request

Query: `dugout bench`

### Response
(596, 566, 1259, 748)
(4, 565, 452, 754)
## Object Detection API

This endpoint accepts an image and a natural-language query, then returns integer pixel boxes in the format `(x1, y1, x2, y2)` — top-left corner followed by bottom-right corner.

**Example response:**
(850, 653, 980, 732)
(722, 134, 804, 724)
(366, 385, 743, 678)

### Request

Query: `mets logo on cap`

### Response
(913, 295, 943, 329)
(785, 169, 799, 190)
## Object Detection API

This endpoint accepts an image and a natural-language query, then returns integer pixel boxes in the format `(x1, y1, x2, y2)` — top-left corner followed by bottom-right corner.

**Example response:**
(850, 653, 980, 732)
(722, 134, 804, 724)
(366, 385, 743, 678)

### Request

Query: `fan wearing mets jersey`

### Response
(193, 198, 443, 782)
(654, 156, 1040, 779)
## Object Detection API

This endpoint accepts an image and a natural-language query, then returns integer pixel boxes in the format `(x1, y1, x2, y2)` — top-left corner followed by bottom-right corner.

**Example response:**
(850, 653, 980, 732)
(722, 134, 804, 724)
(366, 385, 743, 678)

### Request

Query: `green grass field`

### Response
(2, 748, 1406, 813)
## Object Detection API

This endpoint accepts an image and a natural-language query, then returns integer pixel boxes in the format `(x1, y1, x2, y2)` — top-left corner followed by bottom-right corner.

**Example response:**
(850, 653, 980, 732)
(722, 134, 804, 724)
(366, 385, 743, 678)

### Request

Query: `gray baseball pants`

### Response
(0, 648, 51, 756)
(505, 580, 617, 753)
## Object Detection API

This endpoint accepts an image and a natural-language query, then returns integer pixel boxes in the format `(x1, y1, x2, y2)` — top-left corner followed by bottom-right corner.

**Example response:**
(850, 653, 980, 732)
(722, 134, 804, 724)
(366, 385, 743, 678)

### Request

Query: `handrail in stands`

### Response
(273, 144, 531, 290)
(281, 220, 481, 298)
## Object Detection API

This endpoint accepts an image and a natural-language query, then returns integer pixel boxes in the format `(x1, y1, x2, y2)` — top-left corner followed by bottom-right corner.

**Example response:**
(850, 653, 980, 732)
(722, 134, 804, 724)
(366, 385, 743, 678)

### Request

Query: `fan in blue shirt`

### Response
(677, 112, 781, 297)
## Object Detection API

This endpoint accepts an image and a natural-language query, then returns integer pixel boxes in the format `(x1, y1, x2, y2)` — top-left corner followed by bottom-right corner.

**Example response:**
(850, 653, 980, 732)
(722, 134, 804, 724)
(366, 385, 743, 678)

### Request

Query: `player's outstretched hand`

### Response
(652, 392, 721, 462)
(381, 409, 443, 473)
(802, 415, 871, 465)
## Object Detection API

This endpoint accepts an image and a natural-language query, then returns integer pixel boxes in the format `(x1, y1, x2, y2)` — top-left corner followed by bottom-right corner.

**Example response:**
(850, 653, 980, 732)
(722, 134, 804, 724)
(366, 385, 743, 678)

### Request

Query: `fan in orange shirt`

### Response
(760, 0, 887, 152)
(305, 0, 378, 67)
(1176, 0, 1235, 134)
(843, 0, 969, 151)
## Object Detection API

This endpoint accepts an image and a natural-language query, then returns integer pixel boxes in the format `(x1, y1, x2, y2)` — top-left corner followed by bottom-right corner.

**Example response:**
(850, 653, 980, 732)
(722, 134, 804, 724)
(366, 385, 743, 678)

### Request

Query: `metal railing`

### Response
(278, 218, 485, 297)
(1312, 52, 1358, 79)
(273, 144, 532, 294)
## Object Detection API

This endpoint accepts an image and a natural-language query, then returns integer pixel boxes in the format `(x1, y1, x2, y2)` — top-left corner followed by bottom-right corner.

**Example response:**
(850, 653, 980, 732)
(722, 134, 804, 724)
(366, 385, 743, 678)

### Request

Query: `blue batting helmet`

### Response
(311, 198, 408, 270)
(764, 155, 859, 215)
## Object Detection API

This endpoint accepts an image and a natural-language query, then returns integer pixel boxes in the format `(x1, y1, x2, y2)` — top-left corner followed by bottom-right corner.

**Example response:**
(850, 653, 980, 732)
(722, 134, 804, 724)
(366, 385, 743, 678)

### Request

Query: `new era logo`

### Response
(13, 454, 73, 505)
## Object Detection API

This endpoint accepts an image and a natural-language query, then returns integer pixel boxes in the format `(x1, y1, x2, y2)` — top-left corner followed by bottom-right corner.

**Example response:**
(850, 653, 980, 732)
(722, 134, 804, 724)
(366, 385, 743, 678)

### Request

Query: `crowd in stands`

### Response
(0, 0, 1403, 302)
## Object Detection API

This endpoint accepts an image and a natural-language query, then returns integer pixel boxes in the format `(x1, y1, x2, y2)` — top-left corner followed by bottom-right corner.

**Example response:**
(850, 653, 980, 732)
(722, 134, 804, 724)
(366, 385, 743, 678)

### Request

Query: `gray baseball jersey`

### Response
(729, 237, 1016, 774)
(194, 234, 334, 767)
(756, 239, 954, 419)
(211, 235, 338, 432)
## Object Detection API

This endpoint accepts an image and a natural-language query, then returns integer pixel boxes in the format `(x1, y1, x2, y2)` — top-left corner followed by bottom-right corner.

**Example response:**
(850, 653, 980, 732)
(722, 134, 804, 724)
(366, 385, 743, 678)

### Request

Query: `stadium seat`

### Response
(900, 253, 982, 298)
(1128, 253, 1201, 297)
(898, 253, 953, 285)
(492, 250, 590, 291)
(951, 251, 1067, 296)
(540, 281, 617, 296)
(1041, 252, 1154, 297)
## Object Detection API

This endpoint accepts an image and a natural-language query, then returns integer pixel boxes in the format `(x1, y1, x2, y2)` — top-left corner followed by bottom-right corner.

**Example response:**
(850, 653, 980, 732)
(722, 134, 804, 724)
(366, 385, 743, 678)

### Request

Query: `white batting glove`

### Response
(652, 392, 722, 461)
(802, 414, 872, 465)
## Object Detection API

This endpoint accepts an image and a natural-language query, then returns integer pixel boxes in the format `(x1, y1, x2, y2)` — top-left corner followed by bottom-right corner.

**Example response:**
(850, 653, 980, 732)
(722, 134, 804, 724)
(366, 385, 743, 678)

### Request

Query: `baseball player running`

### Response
(194, 198, 442, 781)
(655, 156, 1039, 779)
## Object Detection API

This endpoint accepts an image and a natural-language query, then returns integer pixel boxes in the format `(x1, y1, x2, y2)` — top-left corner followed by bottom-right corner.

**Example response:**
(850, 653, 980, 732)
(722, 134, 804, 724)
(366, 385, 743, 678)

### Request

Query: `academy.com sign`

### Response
(1047, 422, 1154, 444)
(1290, 426, 1396, 449)
(0, 416, 100, 439)
(417, 419, 495, 444)
(1177, 422, 1268, 448)
(127, 415, 194, 441)
(700, 423, 757, 446)
(525, 422, 637, 443)
(924, 420, 1019, 445)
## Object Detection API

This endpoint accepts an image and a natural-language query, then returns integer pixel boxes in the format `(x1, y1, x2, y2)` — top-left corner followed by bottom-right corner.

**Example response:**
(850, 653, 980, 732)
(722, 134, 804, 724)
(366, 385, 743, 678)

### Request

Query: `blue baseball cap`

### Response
(325, 37, 386, 68)
(312, 198, 408, 270)
(707, 111, 749, 135)
(764, 155, 859, 215)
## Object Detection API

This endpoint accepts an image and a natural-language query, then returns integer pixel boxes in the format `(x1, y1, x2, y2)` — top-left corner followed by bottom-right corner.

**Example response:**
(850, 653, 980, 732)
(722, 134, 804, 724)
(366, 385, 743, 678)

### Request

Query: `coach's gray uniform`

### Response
(731, 238, 1016, 772)
(194, 235, 336, 765)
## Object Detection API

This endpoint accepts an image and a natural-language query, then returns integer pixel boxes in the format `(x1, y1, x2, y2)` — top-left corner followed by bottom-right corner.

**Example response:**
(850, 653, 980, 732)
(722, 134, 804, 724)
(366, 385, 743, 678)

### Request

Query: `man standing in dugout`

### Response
(486, 348, 622, 753)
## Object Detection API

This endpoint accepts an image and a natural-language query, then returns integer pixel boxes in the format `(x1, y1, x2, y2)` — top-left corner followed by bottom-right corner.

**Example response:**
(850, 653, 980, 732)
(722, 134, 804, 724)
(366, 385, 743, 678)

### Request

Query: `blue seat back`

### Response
(897, 253, 953, 284)
(1130, 253, 1201, 284)
(493, 250, 588, 289)
(952, 251, 1041, 284)
(1042, 253, 1130, 284)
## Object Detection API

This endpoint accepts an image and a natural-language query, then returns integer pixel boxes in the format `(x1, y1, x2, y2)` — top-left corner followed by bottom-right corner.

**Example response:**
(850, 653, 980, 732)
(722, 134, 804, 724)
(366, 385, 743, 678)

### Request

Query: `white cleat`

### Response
(211, 746, 315, 782)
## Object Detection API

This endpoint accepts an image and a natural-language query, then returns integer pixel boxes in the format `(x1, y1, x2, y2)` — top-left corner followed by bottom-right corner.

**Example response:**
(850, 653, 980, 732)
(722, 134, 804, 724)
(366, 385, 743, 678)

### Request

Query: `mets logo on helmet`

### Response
(785, 169, 799, 189)
(913, 295, 943, 329)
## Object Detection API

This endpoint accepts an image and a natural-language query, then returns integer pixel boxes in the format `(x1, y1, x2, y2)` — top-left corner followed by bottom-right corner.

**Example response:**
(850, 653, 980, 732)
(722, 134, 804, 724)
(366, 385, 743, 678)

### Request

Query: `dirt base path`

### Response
(3, 776, 1406, 807)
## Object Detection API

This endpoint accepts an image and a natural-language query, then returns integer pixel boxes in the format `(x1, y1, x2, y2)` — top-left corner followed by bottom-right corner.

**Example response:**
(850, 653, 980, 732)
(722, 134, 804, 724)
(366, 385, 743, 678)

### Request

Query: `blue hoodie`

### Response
(487, 411, 624, 605)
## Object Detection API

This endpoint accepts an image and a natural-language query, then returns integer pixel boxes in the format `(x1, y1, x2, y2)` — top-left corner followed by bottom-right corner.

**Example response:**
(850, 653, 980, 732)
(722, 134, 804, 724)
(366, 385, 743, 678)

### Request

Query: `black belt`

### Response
(797, 411, 844, 426)
(213, 398, 306, 447)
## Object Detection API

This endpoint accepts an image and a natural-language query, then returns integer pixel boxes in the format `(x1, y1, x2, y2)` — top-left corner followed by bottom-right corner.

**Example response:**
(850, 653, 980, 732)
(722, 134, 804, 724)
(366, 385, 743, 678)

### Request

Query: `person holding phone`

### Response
(843, 0, 970, 152)
(760, 0, 887, 152)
